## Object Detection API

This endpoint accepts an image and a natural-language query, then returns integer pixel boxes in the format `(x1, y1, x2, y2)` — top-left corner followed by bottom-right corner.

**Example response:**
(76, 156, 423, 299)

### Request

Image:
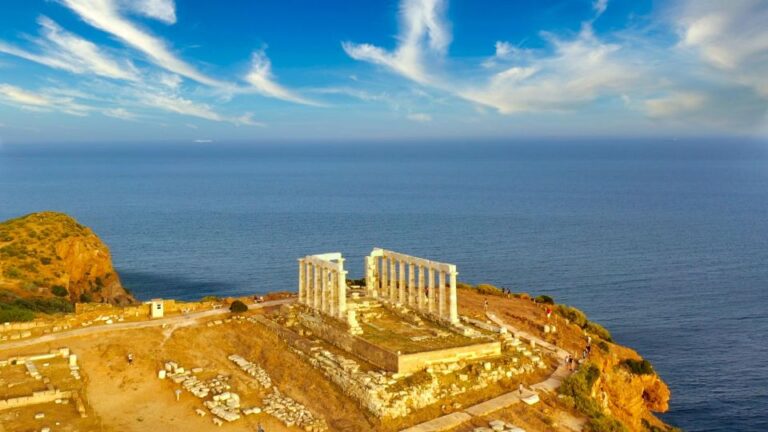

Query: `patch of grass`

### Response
(620, 358, 654, 375)
(586, 321, 613, 342)
(2, 266, 23, 279)
(534, 294, 555, 304)
(556, 304, 588, 328)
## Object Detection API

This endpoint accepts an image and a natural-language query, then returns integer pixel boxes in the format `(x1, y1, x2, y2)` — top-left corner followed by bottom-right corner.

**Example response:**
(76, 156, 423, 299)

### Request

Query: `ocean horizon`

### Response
(1, 139, 767, 431)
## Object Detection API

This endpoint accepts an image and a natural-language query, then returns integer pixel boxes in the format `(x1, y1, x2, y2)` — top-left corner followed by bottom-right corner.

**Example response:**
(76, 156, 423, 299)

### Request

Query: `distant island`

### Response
(0, 212, 677, 432)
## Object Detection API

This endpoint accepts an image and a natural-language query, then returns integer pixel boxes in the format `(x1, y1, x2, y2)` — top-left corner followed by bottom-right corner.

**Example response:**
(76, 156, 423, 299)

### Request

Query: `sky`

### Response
(0, 0, 766, 144)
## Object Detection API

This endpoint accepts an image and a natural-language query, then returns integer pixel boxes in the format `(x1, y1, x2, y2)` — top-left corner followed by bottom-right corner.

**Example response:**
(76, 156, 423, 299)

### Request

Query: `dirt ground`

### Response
(0, 290, 599, 432)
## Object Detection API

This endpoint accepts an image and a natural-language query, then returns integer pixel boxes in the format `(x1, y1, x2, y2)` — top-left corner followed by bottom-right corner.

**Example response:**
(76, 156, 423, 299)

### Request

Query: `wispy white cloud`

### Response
(123, 0, 176, 24)
(676, 0, 768, 97)
(103, 107, 138, 120)
(346, 0, 637, 114)
(461, 25, 638, 113)
(140, 92, 261, 126)
(243, 50, 321, 106)
(0, 16, 140, 81)
(0, 83, 92, 115)
(59, 0, 226, 88)
(407, 112, 432, 122)
(593, 0, 609, 17)
(342, 0, 450, 85)
(645, 91, 706, 117)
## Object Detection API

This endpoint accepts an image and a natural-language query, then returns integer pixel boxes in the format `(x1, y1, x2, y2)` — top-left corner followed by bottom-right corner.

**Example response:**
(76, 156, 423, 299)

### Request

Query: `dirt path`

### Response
(401, 312, 581, 432)
(0, 298, 294, 353)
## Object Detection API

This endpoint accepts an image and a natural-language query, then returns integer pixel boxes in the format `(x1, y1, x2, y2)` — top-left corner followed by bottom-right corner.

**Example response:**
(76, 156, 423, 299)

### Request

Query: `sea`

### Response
(1, 139, 766, 431)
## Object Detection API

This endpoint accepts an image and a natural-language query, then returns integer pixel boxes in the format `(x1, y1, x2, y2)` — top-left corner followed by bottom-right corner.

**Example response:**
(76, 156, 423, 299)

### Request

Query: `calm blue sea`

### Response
(1, 140, 767, 431)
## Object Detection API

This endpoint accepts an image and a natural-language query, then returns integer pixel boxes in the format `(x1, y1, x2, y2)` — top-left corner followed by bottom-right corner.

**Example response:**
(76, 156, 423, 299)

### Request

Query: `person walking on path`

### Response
(519, 383, 524, 395)
(484, 298, 489, 313)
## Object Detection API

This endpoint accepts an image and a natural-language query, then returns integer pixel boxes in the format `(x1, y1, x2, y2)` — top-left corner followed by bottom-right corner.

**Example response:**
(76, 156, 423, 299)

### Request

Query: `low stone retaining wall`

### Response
(0, 389, 73, 411)
(398, 342, 502, 374)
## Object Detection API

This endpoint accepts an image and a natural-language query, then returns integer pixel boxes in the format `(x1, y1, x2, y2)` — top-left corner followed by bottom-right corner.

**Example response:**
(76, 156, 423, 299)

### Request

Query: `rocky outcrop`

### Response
(0, 211, 134, 305)
(590, 344, 671, 431)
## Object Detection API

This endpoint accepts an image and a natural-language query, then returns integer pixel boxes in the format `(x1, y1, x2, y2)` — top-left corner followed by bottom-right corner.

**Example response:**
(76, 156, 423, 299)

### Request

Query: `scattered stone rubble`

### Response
(160, 361, 243, 425)
(229, 354, 327, 431)
(475, 419, 526, 432)
(262, 388, 327, 431)
(228, 355, 271, 389)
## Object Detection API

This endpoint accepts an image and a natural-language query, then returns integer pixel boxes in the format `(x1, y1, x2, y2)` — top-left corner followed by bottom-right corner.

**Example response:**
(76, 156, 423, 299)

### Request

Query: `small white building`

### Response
(150, 299, 164, 318)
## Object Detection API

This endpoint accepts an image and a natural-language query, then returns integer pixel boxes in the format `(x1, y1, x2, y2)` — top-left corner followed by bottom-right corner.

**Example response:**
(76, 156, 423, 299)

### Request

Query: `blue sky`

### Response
(0, 0, 766, 143)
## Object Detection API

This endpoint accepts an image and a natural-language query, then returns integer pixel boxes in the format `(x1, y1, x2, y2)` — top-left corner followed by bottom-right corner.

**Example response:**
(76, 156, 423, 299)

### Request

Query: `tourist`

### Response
(484, 298, 488, 313)
(518, 383, 524, 395)
(127, 353, 134, 365)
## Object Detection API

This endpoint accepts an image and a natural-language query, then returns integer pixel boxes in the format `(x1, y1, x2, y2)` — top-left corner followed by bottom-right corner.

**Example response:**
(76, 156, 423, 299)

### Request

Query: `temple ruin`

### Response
(365, 248, 459, 324)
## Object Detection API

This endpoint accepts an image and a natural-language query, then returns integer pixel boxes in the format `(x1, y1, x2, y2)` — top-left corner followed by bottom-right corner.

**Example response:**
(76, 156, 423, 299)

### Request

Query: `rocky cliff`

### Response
(0, 212, 134, 305)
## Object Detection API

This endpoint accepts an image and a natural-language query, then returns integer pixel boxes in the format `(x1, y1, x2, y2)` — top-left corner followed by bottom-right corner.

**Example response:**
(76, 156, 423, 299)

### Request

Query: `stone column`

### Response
(313, 264, 321, 310)
(438, 270, 446, 319)
(380, 257, 389, 301)
(389, 258, 397, 300)
(365, 256, 376, 298)
(321, 267, 329, 313)
(338, 268, 348, 319)
(408, 262, 416, 306)
(398, 260, 406, 304)
(449, 268, 458, 323)
(329, 270, 337, 316)
(298, 258, 305, 304)
(427, 267, 435, 314)
(417, 265, 425, 310)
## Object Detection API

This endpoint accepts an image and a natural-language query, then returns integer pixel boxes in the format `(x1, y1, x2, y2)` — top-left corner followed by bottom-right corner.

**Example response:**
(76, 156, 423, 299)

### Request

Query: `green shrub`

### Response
(79, 293, 92, 303)
(620, 359, 654, 375)
(51, 285, 69, 297)
(0, 304, 35, 322)
(559, 362, 601, 416)
(586, 321, 613, 342)
(475, 283, 503, 296)
(535, 294, 555, 304)
(556, 304, 588, 328)
(14, 297, 73, 314)
(560, 362, 628, 432)
(39, 257, 52, 265)
(229, 300, 248, 313)
(586, 415, 628, 432)
(202, 295, 220, 302)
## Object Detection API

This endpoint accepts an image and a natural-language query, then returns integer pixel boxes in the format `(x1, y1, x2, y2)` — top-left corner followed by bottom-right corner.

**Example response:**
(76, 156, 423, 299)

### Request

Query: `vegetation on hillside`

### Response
(559, 363, 628, 432)
(0, 211, 133, 321)
(620, 358, 654, 375)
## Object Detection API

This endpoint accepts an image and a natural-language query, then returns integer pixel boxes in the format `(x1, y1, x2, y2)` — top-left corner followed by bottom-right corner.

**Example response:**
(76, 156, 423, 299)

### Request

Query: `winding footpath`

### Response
(401, 312, 578, 432)
(0, 298, 294, 353)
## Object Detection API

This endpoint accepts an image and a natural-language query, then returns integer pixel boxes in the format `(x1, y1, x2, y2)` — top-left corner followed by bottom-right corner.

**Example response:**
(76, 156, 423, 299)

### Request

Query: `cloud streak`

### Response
(0, 16, 140, 81)
(244, 50, 321, 106)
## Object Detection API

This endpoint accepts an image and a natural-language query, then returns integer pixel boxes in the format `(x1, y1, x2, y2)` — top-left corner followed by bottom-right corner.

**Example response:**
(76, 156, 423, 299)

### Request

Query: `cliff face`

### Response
(590, 344, 672, 431)
(0, 212, 134, 305)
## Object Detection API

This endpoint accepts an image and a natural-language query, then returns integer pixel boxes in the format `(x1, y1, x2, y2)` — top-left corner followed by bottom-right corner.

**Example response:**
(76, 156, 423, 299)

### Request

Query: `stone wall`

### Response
(0, 390, 73, 411)
(398, 342, 502, 374)
(297, 313, 400, 371)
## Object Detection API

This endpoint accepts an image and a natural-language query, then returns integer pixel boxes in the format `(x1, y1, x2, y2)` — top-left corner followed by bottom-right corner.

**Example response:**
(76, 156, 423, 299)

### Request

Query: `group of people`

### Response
(565, 335, 593, 372)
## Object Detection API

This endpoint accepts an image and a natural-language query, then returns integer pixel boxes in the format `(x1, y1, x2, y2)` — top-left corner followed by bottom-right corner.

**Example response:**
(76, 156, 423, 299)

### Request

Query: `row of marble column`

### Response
(366, 254, 458, 324)
(298, 257, 347, 320)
